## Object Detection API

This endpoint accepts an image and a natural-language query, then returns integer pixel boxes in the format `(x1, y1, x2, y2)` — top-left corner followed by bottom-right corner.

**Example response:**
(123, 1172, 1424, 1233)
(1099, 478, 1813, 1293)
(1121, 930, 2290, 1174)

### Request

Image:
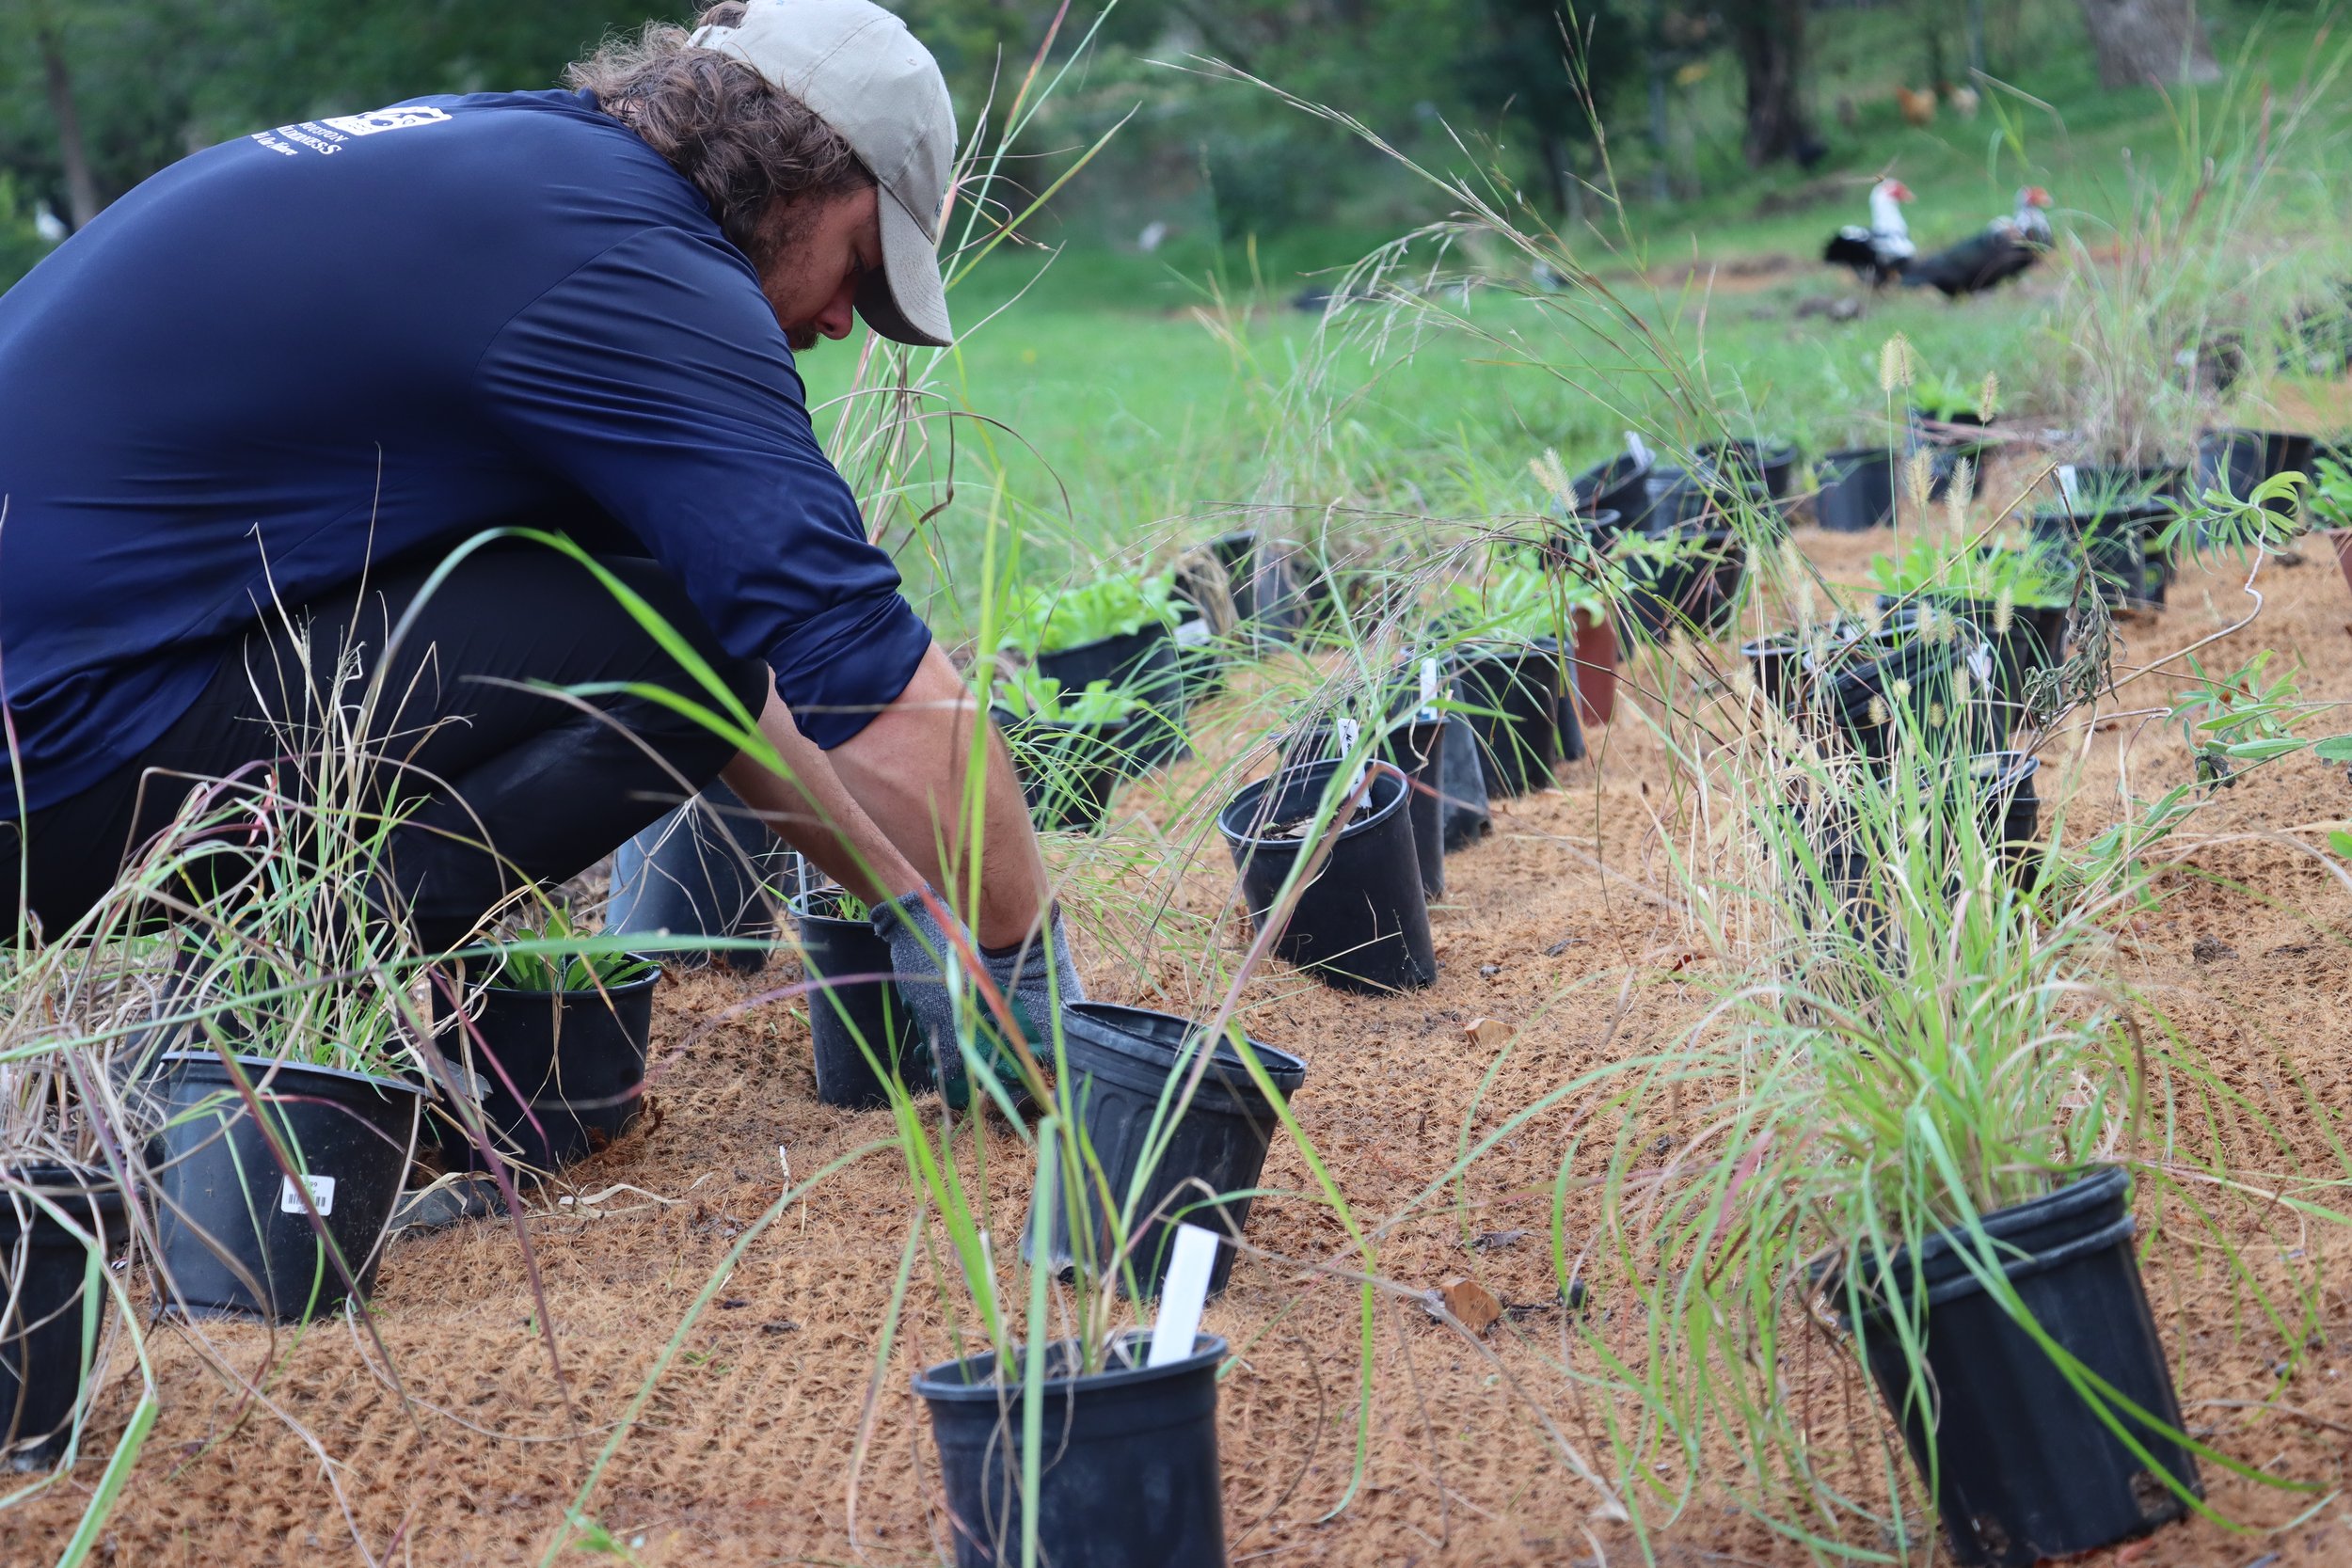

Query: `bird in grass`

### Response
(1902, 186, 2053, 298)
(1823, 179, 1915, 286)
(1897, 85, 1937, 127)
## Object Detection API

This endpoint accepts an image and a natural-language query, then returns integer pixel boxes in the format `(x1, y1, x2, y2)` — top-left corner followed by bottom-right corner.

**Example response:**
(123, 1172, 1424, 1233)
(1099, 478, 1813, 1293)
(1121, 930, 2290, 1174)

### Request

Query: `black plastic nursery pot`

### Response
(1040, 1003, 1306, 1299)
(1206, 530, 1308, 643)
(2031, 504, 2168, 610)
(430, 963, 658, 1172)
(1697, 437, 1800, 503)
(0, 1170, 131, 1466)
(994, 707, 1135, 834)
(1972, 750, 2042, 856)
(150, 1052, 421, 1321)
(1436, 712, 1492, 852)
(1569, 450, 1655, 531)
(1816, 629, 2000, 762)
(1829, 1165, 2198, 1567)
(1035, 622, 1188, 771)
(1623, 530, 1747, 642)
(2197, 427, 2314, 515)
(1219, 760, 1437, 993)
(1283, 713, 1448, 899)
(1529, 638, 1589, 765)
(1815, 447, 1899, 531)
(915, 1331, 1228, 1568)
(1452, 644, 1561, 798)
(2064, 462, 2184, 505)
(607, 780, 787, 972)
(787, 891, 934, 1109)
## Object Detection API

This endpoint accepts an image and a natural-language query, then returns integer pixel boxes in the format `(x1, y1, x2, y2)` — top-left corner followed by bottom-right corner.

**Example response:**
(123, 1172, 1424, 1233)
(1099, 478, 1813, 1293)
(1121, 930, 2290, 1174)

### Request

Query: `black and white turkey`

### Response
(1902, 186, 2053, 299)
(1822, 179, 1915, 286)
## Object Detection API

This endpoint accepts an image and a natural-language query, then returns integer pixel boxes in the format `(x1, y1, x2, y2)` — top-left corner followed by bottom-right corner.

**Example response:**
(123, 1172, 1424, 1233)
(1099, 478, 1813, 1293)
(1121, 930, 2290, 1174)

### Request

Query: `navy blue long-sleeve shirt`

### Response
(0, 90, 930, 815)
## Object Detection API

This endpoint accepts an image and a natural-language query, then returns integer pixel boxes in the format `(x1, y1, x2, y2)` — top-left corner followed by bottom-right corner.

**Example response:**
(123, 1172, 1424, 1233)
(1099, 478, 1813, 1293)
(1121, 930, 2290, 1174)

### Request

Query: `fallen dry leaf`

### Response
(1463, 1017, 1512, 1052)
(1433, 1275, 1502, 1332)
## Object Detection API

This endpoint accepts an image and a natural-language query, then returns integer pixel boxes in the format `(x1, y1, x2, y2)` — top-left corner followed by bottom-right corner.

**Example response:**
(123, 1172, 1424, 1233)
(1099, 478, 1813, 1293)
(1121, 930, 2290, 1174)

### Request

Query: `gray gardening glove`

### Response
(978, 906, 1087, 1037)
(869, 889, 1043, 1109)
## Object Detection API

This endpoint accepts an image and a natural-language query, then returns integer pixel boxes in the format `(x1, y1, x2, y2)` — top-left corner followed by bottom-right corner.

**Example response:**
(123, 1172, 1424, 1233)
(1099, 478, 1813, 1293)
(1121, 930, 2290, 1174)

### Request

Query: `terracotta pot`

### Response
(2329, 530, 2352, 595)
(1571, 608, 1618, 725)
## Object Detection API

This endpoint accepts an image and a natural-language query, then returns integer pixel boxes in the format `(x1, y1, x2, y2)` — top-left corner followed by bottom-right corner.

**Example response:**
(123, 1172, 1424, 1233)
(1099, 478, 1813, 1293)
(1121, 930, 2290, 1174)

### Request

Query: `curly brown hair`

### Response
(566, 3, 875, 268)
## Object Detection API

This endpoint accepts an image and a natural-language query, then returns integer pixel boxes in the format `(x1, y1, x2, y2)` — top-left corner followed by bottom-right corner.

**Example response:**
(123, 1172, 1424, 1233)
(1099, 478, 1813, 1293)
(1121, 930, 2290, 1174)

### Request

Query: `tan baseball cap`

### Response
(689, 0, 957, 347)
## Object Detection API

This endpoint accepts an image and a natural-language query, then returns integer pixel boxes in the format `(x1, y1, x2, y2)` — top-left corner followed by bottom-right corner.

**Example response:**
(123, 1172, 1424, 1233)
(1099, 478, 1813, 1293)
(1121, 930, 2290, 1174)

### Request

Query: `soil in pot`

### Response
(994, 708, 1134, 834)
(1815, 447, 1899, 531)
(1034, 622, 1188, 772)
(1283, 713, 1448, 899)
(150, 1052, 421, 1322)
(1452, 645, 1561, 798)
(1828, 1165, 2198, 1567)
(787, 891, 931, 1110)
(606, 780, 788, 972)
(1569, 450, 1654, 530)
(1219, 760, 1437, 993)
(915, 1331, 1227, 1568)
(429, 960, 658, 1172)
(1036, 1003, 1306, 1298)
(0, 1171, 131, 1467)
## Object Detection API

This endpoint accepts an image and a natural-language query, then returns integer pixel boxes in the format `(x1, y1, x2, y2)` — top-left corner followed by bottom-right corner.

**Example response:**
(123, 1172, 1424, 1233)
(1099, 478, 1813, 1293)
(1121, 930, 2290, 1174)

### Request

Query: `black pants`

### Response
(1, 542, 771, 951)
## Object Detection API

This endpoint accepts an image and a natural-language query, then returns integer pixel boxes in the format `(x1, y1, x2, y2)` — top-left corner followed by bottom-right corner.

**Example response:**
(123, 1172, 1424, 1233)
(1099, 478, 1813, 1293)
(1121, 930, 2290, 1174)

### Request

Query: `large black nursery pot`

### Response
(787, 891, 931, 1108)
(1830, 1165, 2198, 1567)
(915, 1331, 1227, 1568)
(1570, 450, 1655, 531)
(2031, 503, 2167, 610)
(1436, 712, 1492, 852)
(1529, 637, 1589, 765)
(994, 706, 1134, 834)
(1815, 447, 1899, 531)
(1035, 621, 1188, 771)
(2197, 427, 2314, 515)
(607, 780, 791, 972)
(1698, 437, 1801, 504)
(0, 1170, 131, 1466)
(1219, 760, 1437, 993)
(1206, 530, 1308, 644)
(1623, 530, 1747, 642)
(1284, 712, 1448, 899)
(1741, 619, 1867, 714)
(1452, 644, 1560, 798)
(1040, 1003, 1305, 1299)
(150, 1053, 421, 1321)
(430, 962, 658, 1172)
(1815, 626, 1999, 762)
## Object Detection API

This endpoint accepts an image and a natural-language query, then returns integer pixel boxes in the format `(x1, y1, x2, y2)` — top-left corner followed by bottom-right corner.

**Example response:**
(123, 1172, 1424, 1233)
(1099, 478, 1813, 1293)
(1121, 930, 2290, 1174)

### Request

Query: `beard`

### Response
(784, 324, 820, 352)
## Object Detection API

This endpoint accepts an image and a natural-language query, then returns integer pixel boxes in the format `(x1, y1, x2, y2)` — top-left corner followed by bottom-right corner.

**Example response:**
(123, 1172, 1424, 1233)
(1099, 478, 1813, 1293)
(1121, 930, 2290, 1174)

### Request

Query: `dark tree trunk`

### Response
(31, 3, 99, 230)
(2075, 0, 2220, 88)
(1726, 0, 1814, 169)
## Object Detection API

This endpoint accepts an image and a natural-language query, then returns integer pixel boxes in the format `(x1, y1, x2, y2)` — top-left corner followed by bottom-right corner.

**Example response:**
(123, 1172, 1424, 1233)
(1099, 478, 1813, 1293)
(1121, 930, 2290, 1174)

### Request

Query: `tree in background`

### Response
(1457, 0, 1634, 214)
(2074, 0, 2219, 87)
(1719, 0, 1817, 168)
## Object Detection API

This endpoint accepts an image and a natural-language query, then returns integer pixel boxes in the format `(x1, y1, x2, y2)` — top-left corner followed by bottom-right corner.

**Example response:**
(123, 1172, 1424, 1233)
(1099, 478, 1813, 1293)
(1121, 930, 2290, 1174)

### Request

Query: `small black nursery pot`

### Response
(2197, 427, 2314, 516)
(1206, 530, 1309, 643)
(1569, 450, 1655, 530)
(1815, 447, 1899, 531)
(2032, 503, 2169, 610)
(606, 780, 788, 972)
(788, 891, 930, 1110)
(1035, 622, 1188, 771)
(1623, 531, 1747, 642)
(1827, 1166, 2198, 1567)
(1815, 627, 2000, 762)
(1436, 712, 1491, 851)
(430, 962, 659, 1172)
(994, 707, 1136, 833)
(1039, 1003, 1306, 1299)
(1284, 712, 1449, 899)
(0, 1170, 131, 1466)
(1698, 437, 1801, 502)
(150, 1053, 421, 1322)
(916, 1332, 1228, 1568)
(1452, 644, 1561, 798)
(1219, 760, 1437, 993)
(1970, 749, 2042, 855)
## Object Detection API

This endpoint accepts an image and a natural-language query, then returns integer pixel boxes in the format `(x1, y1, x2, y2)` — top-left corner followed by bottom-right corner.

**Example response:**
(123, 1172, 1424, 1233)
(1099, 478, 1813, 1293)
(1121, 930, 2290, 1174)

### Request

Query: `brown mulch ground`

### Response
(8, 458, 2352, 1566)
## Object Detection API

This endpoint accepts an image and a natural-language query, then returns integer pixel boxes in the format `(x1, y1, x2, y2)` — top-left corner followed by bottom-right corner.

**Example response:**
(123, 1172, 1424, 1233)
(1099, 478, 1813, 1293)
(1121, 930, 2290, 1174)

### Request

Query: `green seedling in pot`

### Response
(993, 669, 1139, 727)
(495, 911, 657, 991)
(2307, 456, 2352, 530)
(995, 568, 1182, 656)
(1871, 535, 2071, 613)
(1448, 559, 1606, 644)
(1910, 367, 1997, 424)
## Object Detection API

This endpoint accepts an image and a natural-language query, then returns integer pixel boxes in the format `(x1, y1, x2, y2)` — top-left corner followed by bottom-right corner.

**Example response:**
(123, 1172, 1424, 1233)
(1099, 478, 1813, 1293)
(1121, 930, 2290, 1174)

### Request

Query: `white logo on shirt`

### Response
(321, 105, 453, 136)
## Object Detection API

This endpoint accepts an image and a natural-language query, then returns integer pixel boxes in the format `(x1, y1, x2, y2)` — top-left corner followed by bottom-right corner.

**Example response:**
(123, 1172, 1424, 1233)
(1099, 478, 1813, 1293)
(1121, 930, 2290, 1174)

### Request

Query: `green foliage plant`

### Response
(994, 568, 1182, 657)
(993, 669, 1141, 728)
(491, 911, 656, 992)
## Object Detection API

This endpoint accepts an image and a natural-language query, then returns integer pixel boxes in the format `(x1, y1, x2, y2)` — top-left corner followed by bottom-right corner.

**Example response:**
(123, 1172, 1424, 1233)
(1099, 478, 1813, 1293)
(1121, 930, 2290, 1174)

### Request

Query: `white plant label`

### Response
(1147, 1223, 1221, 1368)
(1420, 657, 1440, 709)
(1625, 431, 1651, 467)
(2057, 464, 2081, 511)
(279, 1173, 336, 1217)
(1174, 617, 1211, 648)
(1336, 717, 1367, 797)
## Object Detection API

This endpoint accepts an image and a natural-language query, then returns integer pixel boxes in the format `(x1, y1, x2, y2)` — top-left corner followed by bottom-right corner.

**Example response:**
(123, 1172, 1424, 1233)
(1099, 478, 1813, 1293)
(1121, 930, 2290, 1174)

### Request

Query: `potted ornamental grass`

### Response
(991, 670, 1148, 834)
(139, 770, 429, 1323)
(428, 909, 660, 1176)
(1867, 533, 2075, 724)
